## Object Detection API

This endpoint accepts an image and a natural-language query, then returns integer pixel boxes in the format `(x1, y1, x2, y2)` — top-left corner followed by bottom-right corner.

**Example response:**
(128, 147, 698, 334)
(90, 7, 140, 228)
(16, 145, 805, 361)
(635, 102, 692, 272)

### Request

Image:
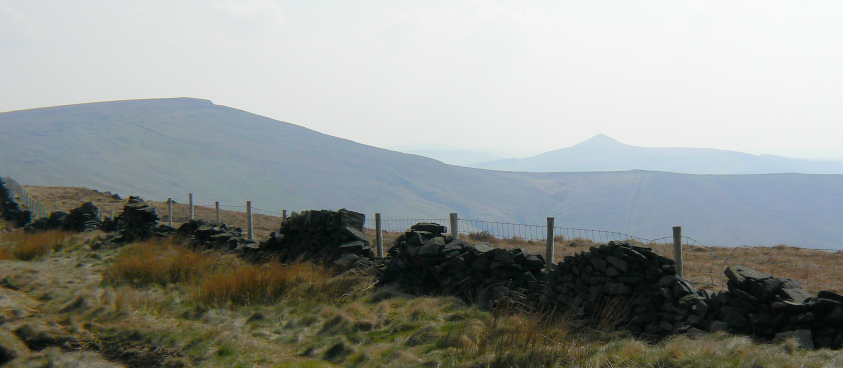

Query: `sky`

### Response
(2, 1, 842, 159)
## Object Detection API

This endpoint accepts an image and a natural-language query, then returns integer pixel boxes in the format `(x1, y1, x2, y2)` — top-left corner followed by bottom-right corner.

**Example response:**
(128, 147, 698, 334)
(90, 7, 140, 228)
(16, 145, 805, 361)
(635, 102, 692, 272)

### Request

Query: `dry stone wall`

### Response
(380, 222, 547, 304)
(0, 179, 32, 227)
(13, 197, 843, 350)
(250, 209, 378, 270)
(545, 241, 702, 340)
(176, 220, 257, 254)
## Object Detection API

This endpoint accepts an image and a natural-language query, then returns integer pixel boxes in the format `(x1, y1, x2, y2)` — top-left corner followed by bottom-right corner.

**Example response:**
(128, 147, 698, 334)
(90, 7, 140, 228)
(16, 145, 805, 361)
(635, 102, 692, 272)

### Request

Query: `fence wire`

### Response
(4, 176, 841, 294)
(367, 217, 843, 293)
(1, 177, 48, 219)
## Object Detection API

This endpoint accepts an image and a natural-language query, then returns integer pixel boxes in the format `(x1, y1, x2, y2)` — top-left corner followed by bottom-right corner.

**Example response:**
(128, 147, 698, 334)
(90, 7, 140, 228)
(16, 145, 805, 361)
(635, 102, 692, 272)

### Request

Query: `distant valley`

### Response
(2, 98, 842, 248)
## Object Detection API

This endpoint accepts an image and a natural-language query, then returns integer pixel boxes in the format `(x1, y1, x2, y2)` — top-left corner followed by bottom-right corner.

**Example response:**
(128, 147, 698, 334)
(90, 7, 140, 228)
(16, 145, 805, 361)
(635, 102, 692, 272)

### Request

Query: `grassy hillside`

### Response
(2, 99, 843, 248)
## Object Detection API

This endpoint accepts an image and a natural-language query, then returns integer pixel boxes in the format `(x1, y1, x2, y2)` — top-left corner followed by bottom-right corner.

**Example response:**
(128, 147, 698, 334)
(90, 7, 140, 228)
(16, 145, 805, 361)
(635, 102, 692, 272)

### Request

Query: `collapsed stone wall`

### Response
(15, 198, 843, 349)
(176, 219, 257, 254)
(0, 179, 32, 227)
(380, 223, 547, 304)
(249, 209, 376, 270)
(24, 196, 173, 244)
(27, 202, 100, 233)
(545, 241, 702, 340)
(703, 266, 843, 349)
(542, 241, 843, 349)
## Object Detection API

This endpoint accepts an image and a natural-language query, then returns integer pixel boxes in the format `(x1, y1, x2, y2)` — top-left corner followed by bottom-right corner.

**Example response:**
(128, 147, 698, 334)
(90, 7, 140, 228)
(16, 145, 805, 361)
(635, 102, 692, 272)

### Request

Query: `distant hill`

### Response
(390, 147, 505, 166)
(2, 98, 843, 248)
(472, 134, 843, 174)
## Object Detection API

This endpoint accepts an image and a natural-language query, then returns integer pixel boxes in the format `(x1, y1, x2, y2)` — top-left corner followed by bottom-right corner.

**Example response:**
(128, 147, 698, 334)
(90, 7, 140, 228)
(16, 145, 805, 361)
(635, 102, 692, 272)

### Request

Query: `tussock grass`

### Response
(105, 237, 375, 308)
(0, 229, 72, 260)
(194, 262, 374, 307)
(104, 237, 234, 287)
(438, 306, 841, 368)
(197, 262, 325, 306)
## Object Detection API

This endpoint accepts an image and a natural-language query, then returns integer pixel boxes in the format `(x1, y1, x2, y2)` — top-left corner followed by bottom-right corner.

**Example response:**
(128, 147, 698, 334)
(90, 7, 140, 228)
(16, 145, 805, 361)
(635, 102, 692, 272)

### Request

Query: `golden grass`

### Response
(195, 262, 329, 306)
(437, 304, 841, 368)
(105, 236, 375, 308)
(0, 229, 72, 261)
(104, 237, 236, 286)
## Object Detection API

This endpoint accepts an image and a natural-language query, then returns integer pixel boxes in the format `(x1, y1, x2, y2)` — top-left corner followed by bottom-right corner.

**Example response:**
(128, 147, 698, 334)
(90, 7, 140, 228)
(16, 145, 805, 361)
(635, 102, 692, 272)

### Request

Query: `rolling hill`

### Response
(2, 98, 842, 248)
(471, 134, 843, 174)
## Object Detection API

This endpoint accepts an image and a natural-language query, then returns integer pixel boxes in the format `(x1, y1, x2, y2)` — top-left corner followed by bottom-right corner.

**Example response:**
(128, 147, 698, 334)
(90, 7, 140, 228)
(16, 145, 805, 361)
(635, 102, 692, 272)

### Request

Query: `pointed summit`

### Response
(573, 134, 626, 148)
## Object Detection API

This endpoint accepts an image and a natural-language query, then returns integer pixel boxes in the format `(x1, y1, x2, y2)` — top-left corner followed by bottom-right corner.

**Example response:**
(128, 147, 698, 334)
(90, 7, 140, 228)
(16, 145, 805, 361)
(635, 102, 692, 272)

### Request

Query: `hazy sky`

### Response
(2, 1, 842, 158)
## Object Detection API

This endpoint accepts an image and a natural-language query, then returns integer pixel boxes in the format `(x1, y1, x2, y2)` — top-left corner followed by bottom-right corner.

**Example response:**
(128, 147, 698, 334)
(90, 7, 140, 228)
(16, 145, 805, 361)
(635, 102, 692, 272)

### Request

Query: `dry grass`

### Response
(0, 229, 72, 261)
(196, 262, 328, 306)
(643, 242, 843, 293)
(437, 302, 841, 368)
(105, 236, 375, 308)
(104, 237, 236, 286)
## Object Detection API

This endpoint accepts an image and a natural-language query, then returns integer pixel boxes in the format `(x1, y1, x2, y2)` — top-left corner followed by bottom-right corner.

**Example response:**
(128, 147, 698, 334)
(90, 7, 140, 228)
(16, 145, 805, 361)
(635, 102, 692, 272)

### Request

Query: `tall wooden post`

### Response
(215, 201, 221, 223)
(673, 226, 683, 279)
(546, 217, 555, 270)
(189, 193, 194, 220)
(450, 213, 459, 240)
(246, 201, 253, 240)
(167, 198, 173, 227)
(282, 210, 287, 222)
(375, 213, 383, 258)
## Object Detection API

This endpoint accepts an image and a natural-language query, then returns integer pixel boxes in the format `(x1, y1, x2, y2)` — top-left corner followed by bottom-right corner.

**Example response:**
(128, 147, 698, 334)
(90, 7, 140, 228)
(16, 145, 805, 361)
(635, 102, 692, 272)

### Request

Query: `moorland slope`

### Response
(2, 98, 843, 248)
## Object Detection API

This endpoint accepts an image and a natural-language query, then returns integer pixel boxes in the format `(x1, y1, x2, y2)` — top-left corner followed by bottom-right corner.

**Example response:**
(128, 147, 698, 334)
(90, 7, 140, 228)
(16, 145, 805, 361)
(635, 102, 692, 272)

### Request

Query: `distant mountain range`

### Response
(470, 134, 843, 174)
(1, 98, 842, 248)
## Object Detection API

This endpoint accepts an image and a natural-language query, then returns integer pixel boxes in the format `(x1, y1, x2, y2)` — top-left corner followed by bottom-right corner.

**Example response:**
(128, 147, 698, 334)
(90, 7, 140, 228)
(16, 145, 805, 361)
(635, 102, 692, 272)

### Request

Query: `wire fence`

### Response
(1, 177, 48, 219)
(3, 176, 841, 294)
(365, 216, 843, 293)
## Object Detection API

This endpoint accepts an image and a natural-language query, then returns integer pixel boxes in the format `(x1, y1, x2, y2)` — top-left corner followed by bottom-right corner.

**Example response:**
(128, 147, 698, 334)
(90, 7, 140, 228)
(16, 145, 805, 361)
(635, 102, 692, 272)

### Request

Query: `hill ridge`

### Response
(2, 98, 843, 248)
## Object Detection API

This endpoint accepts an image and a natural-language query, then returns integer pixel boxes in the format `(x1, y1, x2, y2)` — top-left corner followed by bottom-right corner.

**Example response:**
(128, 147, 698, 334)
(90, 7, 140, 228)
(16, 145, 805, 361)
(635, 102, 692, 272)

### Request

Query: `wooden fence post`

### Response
(546, 217, 555, 270)
(450, 213, 459, 240)
(189, 193, 194, 220)
(375, 213, 383, 258)
(167, 198, 173, 227)
(673, 226, 683, 279)
(282, 210, 287, 222)
(246, 201, 253, 240)
(215, 201, 220, 223)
